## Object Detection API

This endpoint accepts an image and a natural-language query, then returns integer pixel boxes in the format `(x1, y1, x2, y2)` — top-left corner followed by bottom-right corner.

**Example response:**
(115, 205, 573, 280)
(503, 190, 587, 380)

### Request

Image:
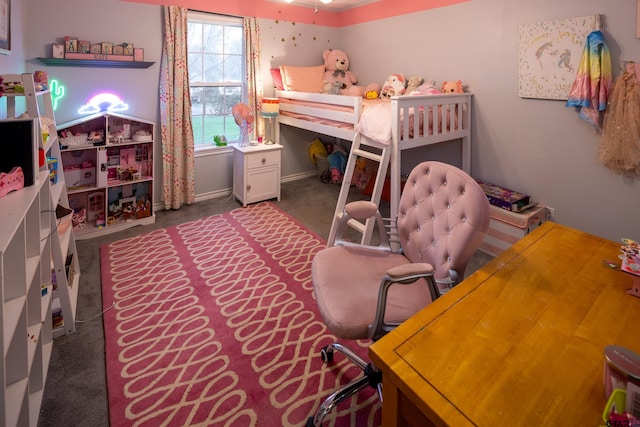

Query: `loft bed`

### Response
(275, 89, 472, 168)
(275, 88, 472, 244)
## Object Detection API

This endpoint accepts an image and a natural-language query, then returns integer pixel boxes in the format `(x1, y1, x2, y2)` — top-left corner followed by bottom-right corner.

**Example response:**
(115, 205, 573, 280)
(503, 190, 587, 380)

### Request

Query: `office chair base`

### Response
(306, 343, 382, 426)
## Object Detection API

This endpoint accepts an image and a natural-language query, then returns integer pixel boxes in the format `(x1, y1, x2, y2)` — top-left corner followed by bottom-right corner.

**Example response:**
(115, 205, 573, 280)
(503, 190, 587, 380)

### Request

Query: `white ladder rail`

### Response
(327, 133, 391, 247)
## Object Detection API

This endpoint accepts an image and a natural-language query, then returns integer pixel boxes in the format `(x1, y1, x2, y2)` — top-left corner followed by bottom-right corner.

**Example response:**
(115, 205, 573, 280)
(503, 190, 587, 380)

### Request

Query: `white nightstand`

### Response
(233, 143, 283, 207)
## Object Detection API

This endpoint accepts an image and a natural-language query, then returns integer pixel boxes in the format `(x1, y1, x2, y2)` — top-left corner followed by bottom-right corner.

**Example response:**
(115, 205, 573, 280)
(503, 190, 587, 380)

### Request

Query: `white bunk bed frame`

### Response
(276, 89, 473, 244)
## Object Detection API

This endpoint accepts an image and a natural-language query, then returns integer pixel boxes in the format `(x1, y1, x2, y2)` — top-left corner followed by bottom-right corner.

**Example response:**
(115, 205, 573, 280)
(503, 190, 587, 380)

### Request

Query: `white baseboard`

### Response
(154, 171, 318, 211)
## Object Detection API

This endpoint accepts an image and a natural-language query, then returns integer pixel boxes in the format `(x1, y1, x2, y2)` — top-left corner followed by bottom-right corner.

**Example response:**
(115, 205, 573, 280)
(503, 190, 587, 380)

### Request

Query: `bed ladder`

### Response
(327, 133, 391, 247)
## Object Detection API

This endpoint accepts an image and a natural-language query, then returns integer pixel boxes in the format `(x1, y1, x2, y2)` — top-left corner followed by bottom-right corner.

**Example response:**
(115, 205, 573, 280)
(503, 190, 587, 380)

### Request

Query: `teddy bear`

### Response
(404, 76, 424, 95)
(380, 74, 407, 99)
(322, 49, 365, 96)
(442, 80, 464, 93)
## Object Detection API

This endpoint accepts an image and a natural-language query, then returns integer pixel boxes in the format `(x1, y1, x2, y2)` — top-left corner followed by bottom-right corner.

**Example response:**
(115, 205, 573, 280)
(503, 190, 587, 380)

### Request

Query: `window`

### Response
(188, 12, 244, 148)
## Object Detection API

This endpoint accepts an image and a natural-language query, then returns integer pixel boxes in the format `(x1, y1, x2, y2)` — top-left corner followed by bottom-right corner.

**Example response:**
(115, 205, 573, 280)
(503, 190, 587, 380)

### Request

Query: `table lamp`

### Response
(261, 98, 279, 145)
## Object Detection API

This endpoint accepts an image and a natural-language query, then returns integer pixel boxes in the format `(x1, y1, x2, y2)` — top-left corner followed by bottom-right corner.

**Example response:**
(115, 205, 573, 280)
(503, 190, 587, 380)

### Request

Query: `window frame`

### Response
(187, 11, 245, 152)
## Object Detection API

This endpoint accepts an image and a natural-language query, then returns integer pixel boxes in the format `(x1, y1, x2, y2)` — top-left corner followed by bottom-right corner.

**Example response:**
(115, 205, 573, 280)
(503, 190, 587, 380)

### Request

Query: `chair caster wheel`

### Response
(306, 416, 316, 427)
(320, 346, 333, 363)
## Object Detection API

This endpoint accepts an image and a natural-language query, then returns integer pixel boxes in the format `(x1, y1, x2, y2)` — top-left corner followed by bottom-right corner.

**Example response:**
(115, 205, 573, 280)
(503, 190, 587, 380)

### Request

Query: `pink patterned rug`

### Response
(100, 202, 380, 426)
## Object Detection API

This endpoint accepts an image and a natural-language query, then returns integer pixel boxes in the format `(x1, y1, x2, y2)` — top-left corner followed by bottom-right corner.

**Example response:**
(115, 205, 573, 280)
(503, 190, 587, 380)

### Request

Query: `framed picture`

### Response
(78, 40, 90, 54)
(52, 43, 65, 59)
(101, 42, 113, 55)
(123, 43, 134, 55)
(113, 45, 124, 55)
(65, 39, 78, 53)
(518, 15, 598, 100)
(0, 0, 11, 54)
(91, 43, 102, 54)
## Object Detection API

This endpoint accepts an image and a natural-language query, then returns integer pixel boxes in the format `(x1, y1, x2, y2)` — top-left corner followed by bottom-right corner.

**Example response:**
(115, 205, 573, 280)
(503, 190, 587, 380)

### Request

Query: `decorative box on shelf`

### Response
(41, 37, 151, 68)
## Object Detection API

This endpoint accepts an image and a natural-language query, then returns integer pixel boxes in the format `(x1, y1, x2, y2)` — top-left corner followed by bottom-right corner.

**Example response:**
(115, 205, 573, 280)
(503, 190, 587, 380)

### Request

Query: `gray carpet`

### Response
(37, 176, 493, 427)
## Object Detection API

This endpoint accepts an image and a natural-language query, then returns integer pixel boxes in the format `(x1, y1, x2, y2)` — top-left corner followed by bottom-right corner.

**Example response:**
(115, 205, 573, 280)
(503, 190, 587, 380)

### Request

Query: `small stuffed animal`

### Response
(410, 79, 442, 96)
(405, 76, 424, 95)
(323, 80, 343, 95)
(327, 146, 348, 183)
(322, 49, 364, 96)
(442, 80, 464, 93)
(380, 74, 406, 99)
(363, 83, 381, 99)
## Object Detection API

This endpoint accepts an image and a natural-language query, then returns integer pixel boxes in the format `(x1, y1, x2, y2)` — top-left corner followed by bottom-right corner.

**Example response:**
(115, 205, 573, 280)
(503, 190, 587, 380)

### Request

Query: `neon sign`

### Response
(49, 79, 65, 110)
(78, 93, 129, 115)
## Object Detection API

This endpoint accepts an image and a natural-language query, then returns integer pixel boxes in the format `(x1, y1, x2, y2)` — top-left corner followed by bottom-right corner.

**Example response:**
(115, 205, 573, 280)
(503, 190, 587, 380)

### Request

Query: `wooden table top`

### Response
(370, 222, 640, 426)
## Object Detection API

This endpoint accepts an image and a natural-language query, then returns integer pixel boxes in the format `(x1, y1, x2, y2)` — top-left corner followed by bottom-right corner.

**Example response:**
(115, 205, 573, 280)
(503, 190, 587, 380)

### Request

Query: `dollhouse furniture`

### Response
(232, 143, 283, 206)
(369, 222, 640, 426)
(308, 161, 490, 426)
(57, 112, 155, 239)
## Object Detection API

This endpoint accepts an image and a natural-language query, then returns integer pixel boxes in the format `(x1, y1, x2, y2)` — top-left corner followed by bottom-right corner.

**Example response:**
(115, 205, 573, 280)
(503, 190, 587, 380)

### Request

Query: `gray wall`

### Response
(262, 0, 640, 242)
(336, 0, 640, 242)
(3, 0, 639, 241)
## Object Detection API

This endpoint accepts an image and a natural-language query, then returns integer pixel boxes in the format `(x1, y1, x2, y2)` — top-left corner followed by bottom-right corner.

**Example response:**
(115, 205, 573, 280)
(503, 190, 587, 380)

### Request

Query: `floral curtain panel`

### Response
(244, 17, 264, 139)
(160, 6, 195, 210)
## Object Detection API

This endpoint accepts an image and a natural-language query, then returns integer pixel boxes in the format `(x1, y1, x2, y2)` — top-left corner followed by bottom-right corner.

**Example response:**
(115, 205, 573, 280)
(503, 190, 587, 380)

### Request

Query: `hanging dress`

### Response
(598, 62, 640, 176)
(566, 30, 612, 133)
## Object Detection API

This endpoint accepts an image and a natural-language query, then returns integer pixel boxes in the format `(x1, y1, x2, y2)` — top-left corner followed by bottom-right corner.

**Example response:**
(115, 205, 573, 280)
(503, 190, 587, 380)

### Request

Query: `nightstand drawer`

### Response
(247, 150, 280, 169)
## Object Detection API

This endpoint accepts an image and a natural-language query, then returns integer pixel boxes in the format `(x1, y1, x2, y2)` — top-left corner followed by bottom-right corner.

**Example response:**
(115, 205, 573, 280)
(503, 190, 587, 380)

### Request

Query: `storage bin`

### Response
(479, 204, 547, 256)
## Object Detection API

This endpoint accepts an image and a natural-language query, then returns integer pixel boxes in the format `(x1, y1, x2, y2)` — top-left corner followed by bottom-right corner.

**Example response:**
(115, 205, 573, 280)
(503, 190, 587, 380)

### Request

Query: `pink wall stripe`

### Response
(338, 0, 470, 26)
(124, 0, 470, 27)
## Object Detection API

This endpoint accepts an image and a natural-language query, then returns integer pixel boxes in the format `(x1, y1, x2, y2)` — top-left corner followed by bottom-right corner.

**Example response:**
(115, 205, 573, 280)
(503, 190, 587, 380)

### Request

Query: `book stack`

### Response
(476, 180, 535, 212)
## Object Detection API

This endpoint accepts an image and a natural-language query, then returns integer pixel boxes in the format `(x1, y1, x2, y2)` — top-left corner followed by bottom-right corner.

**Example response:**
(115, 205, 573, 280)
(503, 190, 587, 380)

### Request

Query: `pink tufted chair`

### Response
(307, 161, 490, 426)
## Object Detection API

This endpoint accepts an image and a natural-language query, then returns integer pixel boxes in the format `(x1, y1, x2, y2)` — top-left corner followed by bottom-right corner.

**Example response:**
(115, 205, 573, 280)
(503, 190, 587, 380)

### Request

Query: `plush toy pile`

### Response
(318, 48, 466, 99)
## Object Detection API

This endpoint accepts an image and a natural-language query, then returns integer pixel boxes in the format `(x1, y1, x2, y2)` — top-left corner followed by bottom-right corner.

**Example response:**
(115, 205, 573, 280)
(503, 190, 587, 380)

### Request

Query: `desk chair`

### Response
(307, 161, 490, 426)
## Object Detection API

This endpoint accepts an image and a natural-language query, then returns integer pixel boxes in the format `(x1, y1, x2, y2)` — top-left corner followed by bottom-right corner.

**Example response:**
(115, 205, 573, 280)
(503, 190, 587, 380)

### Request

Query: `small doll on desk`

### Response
(620, 237, 640, 297)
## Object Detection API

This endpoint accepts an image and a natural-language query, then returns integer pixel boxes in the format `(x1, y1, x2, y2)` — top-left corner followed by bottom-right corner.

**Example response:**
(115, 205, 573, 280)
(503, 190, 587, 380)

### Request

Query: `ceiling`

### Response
(274, 0, 379, 12)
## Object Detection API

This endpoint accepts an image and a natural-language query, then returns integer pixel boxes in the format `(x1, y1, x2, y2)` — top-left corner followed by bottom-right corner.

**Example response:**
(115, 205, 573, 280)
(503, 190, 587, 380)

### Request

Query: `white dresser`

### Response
(232, 143, 283, 207)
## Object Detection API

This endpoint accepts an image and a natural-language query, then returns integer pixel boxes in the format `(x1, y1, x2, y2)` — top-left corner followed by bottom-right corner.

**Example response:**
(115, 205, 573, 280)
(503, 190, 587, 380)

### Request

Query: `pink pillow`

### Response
(271, 68, 284, 90)
(279, 65, 324, 93)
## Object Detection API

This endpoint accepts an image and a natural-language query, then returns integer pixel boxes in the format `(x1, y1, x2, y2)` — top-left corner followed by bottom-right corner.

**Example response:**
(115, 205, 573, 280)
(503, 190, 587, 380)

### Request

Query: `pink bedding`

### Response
(278, 97, 384, 131)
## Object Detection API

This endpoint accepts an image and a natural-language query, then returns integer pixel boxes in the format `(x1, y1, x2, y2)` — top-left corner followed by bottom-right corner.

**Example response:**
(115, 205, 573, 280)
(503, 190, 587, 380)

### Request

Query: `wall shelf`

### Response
(36, 58, 155, 69)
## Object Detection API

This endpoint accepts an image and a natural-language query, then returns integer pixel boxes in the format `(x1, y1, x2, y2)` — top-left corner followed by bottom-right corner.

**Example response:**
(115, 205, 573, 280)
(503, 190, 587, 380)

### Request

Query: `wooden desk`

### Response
(369, 222, 640, 426)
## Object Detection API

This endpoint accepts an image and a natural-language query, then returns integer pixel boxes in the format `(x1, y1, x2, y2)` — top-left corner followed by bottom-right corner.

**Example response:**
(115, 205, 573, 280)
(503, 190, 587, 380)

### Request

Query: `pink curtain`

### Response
(160, 6, 195, 210)
(244, 17, 265, 139)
